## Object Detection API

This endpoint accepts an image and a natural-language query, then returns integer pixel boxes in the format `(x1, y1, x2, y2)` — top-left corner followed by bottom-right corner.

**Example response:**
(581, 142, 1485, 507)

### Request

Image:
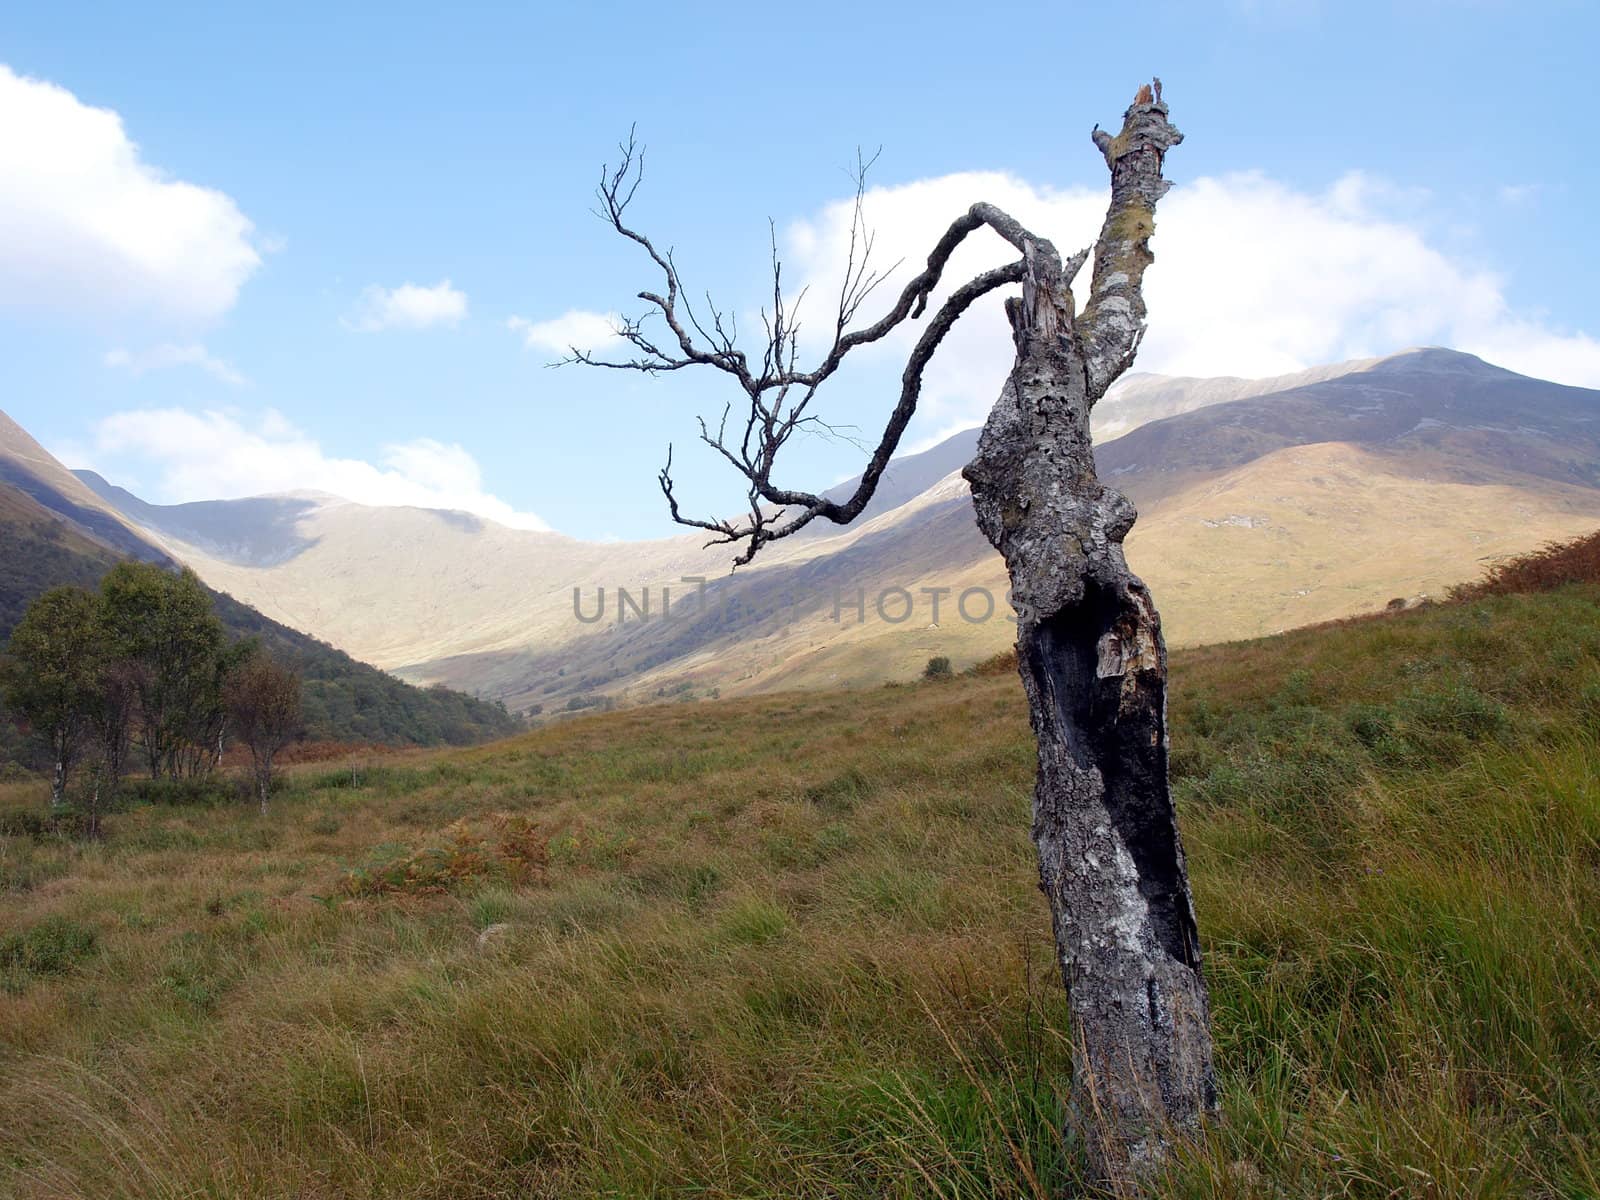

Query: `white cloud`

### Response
(81, 408, 550, 531)
(785, 171, 1088, 438)
(104, 343, 246, 387)
(346, 280, 467, 331)
(508, 309, 623, 355)
(0, 64, 260, 324)
(782, 167, 1600, 436)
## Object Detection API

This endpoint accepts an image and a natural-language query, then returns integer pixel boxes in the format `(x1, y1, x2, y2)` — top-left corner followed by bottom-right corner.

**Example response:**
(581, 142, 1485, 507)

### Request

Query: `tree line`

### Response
(0, 563, 301, 830)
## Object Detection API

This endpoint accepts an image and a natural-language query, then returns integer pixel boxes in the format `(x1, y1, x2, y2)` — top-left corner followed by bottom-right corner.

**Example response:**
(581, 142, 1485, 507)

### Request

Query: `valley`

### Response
(31, 347, 1600, 713)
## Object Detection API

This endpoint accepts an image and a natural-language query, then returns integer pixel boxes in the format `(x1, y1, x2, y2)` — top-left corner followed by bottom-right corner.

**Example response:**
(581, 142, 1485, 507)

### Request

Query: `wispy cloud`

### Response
(0, 64, 261, 325)
(76, 407, 550, 532)
(345, 279, 468, 332)
(104, 343, 247, 387)
(507, 309, 623, 356)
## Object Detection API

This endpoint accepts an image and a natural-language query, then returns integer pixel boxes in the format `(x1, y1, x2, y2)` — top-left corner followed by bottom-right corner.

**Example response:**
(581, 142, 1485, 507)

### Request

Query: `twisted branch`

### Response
(568, 88, 1178, 566)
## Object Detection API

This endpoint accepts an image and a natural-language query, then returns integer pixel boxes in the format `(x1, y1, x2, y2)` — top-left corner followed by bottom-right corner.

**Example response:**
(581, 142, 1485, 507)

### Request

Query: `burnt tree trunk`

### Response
(963, 89, 1216, 1181)
(574, 80, 1215, 1190)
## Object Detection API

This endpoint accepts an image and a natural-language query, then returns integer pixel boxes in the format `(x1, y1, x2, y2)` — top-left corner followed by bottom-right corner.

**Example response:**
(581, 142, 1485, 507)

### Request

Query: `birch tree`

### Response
(225, 652, 302, 812)
(99, 563, 227, 780)
(1, 586, 99, 810)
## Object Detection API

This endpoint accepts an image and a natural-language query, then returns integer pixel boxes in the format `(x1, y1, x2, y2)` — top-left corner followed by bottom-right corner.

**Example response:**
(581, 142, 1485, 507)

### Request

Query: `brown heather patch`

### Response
(1450, 525, 1600, 600)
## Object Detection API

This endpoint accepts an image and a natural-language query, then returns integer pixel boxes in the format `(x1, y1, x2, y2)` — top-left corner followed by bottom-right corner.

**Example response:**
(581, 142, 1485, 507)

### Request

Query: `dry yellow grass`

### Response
(2, 584, 1598, 1196)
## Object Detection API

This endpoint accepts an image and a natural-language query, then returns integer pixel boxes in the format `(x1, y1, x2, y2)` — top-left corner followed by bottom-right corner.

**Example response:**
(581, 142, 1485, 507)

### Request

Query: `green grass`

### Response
(0, 586, 1597, 1196)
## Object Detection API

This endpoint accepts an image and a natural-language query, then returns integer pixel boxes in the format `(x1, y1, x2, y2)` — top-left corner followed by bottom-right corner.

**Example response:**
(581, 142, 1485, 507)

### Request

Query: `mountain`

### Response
(60, 348, 1600, 713)
(1089, 355, 1384, 440)
(1096, 347, 1600, 494)
(810, 427, 980, 530)
(74, 471, 322, 568)
(0, 410, 168, 565)
(0, 422, 520, 750)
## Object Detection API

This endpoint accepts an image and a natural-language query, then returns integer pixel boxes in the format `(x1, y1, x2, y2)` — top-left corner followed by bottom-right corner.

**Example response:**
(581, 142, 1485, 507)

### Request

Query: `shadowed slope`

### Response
(0, 469, 519, 749)
(57, 349, 1600, 712)
(73, 471, 322, 567)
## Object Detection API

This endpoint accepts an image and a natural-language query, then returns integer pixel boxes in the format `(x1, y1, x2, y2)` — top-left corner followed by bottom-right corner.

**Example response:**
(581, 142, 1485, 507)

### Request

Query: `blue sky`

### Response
(1, 0, 1595, 540)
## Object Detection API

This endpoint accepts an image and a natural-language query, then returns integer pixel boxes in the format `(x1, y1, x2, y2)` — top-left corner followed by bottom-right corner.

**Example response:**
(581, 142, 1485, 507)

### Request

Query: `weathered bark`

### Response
(963, 86, 1215, 1182)
(49, 747, 68, 810)
(89, 663, 136, 833)
(255, 747, 274, 814)
(83, 761, 107, 840)
(577, 82, 1213, 1189)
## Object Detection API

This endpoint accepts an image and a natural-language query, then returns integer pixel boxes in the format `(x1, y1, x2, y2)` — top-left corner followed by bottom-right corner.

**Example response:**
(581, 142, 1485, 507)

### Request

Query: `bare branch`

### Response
(767, 260, 1026, 523)
(653, 258, 1025, 561)
(578, 130, 758, 387)
(574, 131, 1070, 566)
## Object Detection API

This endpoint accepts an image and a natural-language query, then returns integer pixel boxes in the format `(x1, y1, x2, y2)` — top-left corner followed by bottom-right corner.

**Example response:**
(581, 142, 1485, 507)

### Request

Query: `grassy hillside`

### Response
(0, 481, 519, 756)
(0, 583, 1597, 1196)
(0, 485, 118, 639)
(207, 588, 522, 748)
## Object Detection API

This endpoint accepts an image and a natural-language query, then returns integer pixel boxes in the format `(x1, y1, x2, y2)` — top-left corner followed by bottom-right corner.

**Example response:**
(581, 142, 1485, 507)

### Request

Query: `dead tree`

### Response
(572, 82, 1215, 1184)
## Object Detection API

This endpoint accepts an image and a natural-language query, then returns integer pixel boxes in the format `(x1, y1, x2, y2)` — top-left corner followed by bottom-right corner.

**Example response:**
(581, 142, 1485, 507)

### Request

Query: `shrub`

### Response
(339, 814, 549, 898)
(1, 916, 97, 990)
(966, 650, 1017, 677)
(124, 776, 248, 808)
(923, 656, 954, 681)
(1400, 683, 1507, 738)
(1450, 527, 1600, 599)
(0, 809, 95, 841)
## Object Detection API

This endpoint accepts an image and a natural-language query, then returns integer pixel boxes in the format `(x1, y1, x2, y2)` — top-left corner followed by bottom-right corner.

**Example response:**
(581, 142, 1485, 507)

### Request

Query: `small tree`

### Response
(99, 563, 227, 780)
(1, 586, 101, 809)
(225, 653, 302, 812)
(81, 656, 142, 838)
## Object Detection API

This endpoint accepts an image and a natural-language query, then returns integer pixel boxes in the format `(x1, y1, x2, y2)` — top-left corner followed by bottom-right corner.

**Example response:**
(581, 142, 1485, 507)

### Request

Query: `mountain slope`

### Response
(66, 348, 1600, 712)
(74, 470, 322, 567)
(0, 431, 520, 749)
(0, 483, 120, 640)
(1089, 354, 1383, 439)
(0, 410, 167, 564)
(810, 354, 1391, 515)
(1096, 347, 1600, 497)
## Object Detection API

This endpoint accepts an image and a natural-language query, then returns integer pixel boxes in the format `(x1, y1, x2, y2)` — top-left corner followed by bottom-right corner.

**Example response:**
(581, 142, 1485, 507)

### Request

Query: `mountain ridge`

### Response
(0, 432, 522, 750)
(31, 347, 1600, 713)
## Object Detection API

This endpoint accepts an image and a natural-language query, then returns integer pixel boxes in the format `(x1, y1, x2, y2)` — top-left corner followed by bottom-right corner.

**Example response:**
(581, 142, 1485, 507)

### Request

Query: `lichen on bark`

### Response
(964, 85, 1217, 1184)
(579, 80, 1215, 1192)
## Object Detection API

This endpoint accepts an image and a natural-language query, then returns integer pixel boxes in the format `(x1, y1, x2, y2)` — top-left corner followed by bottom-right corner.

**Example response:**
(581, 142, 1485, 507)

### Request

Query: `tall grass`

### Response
(1, 586, 1598, 1196)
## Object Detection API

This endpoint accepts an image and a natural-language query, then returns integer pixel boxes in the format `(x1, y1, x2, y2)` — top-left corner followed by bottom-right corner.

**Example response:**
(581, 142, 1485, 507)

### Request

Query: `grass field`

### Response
(2, 583, 1598, 1197)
